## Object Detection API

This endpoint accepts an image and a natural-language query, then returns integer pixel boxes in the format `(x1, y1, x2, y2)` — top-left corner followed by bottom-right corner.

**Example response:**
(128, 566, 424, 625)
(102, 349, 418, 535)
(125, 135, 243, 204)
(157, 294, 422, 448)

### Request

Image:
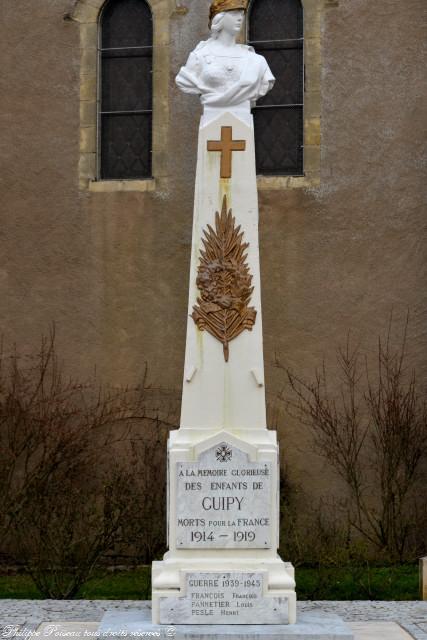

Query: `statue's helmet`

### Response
(209, 0, 248, 27)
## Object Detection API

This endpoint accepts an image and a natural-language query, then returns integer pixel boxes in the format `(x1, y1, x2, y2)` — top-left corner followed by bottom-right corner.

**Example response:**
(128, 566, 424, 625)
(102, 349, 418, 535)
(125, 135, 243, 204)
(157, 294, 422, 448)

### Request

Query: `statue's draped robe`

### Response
(176, 41, 275, 108)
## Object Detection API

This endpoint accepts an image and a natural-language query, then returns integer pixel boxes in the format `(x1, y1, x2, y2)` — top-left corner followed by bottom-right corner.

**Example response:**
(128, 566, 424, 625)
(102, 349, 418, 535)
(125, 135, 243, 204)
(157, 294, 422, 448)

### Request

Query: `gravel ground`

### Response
(0, 600, 426, 640)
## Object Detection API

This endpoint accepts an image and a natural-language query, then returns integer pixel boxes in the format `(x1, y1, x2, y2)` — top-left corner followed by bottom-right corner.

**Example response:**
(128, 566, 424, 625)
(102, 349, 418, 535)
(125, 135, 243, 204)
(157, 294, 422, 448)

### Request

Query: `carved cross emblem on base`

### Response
(207, 126, 246, 179)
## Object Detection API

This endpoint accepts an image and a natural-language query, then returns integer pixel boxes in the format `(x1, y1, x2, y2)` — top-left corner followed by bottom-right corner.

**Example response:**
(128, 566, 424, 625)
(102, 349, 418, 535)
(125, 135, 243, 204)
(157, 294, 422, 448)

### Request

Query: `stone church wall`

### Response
(0, 0, 426, 495)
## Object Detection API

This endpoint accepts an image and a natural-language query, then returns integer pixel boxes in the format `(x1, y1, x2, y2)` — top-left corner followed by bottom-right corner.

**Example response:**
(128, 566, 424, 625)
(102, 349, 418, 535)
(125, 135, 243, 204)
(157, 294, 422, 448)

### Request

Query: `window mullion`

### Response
(101, 45, 153, 52)
(253, 104, 303, 109)
(100, 109, 153, 115)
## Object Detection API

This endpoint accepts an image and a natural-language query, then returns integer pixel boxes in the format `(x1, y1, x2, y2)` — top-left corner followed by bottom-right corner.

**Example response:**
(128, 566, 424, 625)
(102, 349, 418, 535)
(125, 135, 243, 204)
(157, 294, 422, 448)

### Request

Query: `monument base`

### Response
(98, 609, 354, 639)
(152, 564, 296, 624)
(153, 429, 296, 625)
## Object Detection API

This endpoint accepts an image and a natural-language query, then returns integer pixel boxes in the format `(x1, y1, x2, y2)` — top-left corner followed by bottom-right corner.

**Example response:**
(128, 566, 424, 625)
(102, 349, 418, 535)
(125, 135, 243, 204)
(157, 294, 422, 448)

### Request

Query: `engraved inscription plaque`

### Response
(159, 571, 289, 624)
(175, 443, 272, 549)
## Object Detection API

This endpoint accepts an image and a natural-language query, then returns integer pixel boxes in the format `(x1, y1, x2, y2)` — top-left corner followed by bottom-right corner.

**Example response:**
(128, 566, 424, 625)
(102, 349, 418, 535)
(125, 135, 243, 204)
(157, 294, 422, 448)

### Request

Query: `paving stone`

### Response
(349, 621, 413, 639)
(401, 623, 427, 640)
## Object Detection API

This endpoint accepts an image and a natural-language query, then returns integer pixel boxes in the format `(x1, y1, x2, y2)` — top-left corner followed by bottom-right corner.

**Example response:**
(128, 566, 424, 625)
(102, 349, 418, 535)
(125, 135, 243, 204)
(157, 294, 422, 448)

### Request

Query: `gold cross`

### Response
(207, 126, 246, 179)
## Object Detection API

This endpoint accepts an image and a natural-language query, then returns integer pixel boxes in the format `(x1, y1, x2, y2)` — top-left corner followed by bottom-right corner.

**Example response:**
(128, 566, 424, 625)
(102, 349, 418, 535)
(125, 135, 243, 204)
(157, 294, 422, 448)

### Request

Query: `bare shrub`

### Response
(15, 462, 133, 598)
(114, 423, 169, 566)
(365, 325, 427, 559)
(279, 468, 361, 568)
(281, 318, 427, 562)
(0, 328, 169, 597)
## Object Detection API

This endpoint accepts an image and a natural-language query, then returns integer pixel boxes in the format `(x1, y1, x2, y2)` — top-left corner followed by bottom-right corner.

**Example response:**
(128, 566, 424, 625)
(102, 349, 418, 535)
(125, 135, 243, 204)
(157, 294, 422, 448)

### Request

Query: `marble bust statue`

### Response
(175, 0, 275, 114)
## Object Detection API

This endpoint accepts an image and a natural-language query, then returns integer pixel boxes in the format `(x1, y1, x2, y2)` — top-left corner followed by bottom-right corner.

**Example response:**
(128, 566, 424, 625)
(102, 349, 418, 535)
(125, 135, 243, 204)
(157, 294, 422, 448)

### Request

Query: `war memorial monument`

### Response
(99, 1, 354, 637)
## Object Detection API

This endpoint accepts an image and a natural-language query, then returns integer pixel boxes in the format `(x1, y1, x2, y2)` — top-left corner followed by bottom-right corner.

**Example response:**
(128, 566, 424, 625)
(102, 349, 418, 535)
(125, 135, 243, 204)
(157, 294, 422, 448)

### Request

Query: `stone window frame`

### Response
(72, 0, 172, 192)
(72, 0, 331, 192)
(246, 0, 327, 190)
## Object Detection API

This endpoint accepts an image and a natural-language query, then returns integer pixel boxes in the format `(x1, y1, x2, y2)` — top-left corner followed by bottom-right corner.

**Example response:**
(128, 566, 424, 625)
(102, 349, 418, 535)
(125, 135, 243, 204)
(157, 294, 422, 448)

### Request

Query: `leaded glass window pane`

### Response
(100, 0, 153, 180)
(248, 0, 304, 176)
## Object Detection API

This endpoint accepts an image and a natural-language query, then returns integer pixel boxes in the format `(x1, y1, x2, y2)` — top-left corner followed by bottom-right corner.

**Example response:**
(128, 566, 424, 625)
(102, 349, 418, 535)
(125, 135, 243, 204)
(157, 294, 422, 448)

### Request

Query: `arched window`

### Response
(248, 0, 304, 176)
(99, 0, 153, 180)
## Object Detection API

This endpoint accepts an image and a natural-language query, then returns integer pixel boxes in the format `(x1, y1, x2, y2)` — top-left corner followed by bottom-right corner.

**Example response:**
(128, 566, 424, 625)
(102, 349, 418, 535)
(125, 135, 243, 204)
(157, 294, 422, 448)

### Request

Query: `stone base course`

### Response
(1, 601, 427, 639)
(97, 610, 353, 639)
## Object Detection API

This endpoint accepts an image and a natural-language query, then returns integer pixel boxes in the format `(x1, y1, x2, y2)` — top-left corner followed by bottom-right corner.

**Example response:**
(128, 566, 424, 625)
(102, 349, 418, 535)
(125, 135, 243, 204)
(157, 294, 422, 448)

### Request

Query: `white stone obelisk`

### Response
(180, 110, 266, 432)
(152, 4, 296, 625)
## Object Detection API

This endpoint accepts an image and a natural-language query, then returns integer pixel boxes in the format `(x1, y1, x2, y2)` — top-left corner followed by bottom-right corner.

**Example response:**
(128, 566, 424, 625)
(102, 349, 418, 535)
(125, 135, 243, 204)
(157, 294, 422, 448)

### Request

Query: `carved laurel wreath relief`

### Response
(192, 195, 257, 362)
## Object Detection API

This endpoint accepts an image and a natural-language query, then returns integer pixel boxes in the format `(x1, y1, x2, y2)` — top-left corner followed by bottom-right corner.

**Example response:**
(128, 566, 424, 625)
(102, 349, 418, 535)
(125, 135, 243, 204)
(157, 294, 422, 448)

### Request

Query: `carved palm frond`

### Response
(192, 195, 256, 362)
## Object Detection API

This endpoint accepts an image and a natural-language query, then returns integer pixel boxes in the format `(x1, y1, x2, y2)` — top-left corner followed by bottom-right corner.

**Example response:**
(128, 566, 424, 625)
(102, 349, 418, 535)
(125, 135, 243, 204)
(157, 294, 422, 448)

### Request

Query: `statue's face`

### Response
(221, 10, 245, 36)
